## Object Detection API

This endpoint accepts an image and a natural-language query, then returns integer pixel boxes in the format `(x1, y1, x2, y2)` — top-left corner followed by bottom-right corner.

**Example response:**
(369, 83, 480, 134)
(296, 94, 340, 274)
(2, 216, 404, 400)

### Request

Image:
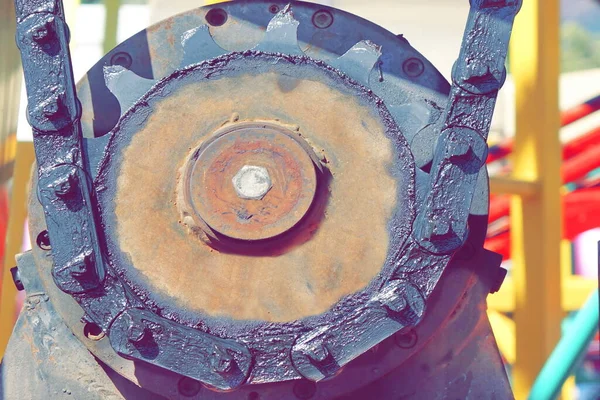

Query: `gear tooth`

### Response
(83, 134, 112, 178)
(253, 3, 302, 55)
(331, 40, 382, 85)
(103, 65, 156, 113)
(180, 25, 227, 68)
(388, 102, 431, 142)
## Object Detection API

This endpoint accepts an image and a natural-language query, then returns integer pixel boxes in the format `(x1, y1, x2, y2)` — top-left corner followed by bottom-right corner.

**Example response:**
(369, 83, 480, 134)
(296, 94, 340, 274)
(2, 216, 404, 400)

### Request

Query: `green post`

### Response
(529, 289, 599, 399)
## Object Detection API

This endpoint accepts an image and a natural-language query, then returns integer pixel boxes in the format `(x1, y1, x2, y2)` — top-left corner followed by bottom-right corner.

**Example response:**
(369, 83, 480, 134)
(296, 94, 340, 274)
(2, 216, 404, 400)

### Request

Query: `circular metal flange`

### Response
(94, 48, 419, 388)
(24, 1, 494, 399)
(178, 121, 319, 241)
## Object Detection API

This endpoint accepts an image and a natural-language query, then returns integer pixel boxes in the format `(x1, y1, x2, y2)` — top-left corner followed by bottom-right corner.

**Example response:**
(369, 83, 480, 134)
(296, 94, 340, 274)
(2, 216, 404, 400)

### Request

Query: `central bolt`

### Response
(232, 165, 272, 200)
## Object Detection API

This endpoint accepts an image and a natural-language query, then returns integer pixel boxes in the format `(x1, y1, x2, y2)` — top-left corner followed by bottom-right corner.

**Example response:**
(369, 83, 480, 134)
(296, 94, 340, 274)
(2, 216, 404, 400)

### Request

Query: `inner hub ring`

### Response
(178, 121, 319, 242)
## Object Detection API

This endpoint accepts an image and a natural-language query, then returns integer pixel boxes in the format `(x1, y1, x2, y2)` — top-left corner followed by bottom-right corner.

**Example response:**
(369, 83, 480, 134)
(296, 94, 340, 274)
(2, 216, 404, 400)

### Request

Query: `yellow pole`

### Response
(509, 0, 562, 398)
(0, 142, 35, 359)
(0, 0, 24, 359)
(103, 0, 120, 55)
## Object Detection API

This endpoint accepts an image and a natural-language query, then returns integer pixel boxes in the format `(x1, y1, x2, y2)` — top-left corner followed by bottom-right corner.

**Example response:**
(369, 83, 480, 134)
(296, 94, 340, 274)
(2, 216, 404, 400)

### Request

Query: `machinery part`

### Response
(4, 0, 520, 398)
(1, 242, 514, 399)
(9, 267, 23, 291)
(177, 121, 320, 242)
(15, 0, 105, 295)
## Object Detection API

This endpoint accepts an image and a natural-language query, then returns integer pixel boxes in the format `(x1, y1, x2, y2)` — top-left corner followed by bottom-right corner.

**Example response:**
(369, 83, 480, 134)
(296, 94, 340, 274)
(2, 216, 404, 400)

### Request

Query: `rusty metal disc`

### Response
(178, 121, 318, 241)
(99, 55, 413, 324)
(20, 0, 491, 397)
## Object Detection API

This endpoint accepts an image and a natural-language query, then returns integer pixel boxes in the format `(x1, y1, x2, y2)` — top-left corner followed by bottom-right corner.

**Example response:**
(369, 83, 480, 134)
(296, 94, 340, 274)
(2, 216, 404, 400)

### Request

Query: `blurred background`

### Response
(0, 0, 599, 399)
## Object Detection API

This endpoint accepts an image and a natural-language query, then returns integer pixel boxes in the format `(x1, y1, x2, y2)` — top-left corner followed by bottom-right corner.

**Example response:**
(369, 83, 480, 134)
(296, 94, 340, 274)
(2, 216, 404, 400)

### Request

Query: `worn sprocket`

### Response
(13, 1, 520, 398)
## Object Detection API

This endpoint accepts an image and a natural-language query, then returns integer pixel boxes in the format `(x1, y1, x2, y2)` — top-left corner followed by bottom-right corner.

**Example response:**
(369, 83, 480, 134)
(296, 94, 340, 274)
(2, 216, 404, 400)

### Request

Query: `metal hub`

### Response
(13, 0, 519, 397)
(232, 166, 272, 200)
(178, 121, 319, 241)
(103, 52, 407, 325)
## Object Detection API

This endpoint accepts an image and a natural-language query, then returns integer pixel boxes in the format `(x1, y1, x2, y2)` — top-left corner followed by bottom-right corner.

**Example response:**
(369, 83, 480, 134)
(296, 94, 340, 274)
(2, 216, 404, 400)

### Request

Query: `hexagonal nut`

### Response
(232, 165, 272, 200)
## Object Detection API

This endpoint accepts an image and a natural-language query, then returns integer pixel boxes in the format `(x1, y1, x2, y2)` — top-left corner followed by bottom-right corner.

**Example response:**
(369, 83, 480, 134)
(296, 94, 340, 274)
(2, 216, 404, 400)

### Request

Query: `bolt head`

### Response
(211, 350, 234, 374)
(66, 251, 94, 277)
(32, 26, 48, 41)
(455, 61, 507, 95)
(10, 267, 24, 291)
(394, 329, 418, 349)
(302, 342, 330, 363)
(448, 137, 472, 159)
(378, 284, 408, 313)
(40, 91, 65, 120)
(30, 17, 55, 43)
(53, 170, 78, 198)
(42, 101, 60, 118)
(431, 218, 451, 237)
(232, 165, 272, 200)
(127, 324, 146, 343)
(403, 58, 425, 78)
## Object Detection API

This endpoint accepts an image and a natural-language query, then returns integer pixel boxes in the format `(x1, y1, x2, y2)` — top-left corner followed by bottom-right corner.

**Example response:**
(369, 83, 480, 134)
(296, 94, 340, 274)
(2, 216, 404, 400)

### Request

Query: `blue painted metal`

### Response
(14, 0, 105, 294)
(8, 0, 521, 397)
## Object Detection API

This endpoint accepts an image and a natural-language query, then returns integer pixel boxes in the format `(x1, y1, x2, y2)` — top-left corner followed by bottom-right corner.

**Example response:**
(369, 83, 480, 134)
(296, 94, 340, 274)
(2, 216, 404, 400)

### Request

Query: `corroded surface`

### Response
(108, 69, 400, 322)
(178, 121, 319, 241)
(14, 0, 518, 394)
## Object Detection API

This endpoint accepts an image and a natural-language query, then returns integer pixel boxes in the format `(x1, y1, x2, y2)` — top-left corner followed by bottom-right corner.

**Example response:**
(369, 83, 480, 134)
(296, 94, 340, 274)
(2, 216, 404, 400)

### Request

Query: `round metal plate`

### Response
(100, 54, 409, 324)
(25, 1, 490, 399)
(179, 122, 318, 242)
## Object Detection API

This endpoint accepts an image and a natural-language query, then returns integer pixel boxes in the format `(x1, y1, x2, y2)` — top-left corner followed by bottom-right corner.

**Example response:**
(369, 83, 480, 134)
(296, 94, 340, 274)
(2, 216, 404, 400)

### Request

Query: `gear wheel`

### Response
(23, 1, 500, 399)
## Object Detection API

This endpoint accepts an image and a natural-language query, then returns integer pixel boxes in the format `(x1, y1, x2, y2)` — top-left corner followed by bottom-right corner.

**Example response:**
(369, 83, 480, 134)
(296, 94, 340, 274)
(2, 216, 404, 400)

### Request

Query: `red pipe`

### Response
(488, 126, 600, 164)
(487, 95, 600, 164)
(562, 143, 600, 184)
(484, 231, 509, 259)
(489, 195, 510, 223)
(486, 187, 600, 259)
(487, 141, 513, 164)
(561, 95, 600, 126)
(488, 141, 600, 224)
(563, 126, 600, 160)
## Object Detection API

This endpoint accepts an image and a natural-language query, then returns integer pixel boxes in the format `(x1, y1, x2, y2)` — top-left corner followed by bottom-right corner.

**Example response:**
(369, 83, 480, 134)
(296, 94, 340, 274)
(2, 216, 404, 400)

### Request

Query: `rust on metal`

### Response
(178, 121, 318, 241)
(111, 72, 398, 322)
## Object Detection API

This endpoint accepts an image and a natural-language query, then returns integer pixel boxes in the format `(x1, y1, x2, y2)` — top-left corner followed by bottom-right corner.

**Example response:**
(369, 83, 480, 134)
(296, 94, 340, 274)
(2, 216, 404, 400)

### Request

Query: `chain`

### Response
(413, 0, 522, 254)
(15, 0, 105, 293)
(12, 0, 521, 388)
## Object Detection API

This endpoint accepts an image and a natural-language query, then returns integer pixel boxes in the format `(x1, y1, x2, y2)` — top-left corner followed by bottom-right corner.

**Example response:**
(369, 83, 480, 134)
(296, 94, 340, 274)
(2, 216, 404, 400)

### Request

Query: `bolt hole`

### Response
(403, 58, 425, 78)
(394, 328, 418, 349)
(248, 392, 260, 400)
(293, 380, 317, 399)
(269, 4, 280, 14)
(36, 230, 51, 250)
(110, 52, 132, 69)
(178, 377, 202, 397)
(205, 8, 228, 27)
(378, 61, 384, 82)
(312, 10, 333, 29)
(84, 323, 105, 341)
